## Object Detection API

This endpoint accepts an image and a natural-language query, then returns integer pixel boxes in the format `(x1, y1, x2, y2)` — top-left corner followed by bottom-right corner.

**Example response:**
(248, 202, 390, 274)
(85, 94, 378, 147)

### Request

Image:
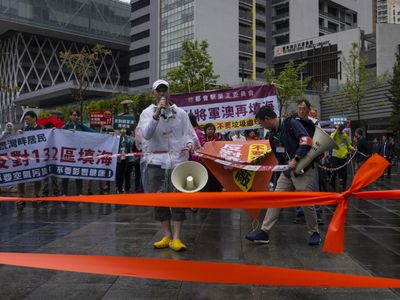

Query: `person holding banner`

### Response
(137, 79, 199, 252)
(245, 106, 321, 245)
(116, 128, 134, 193)
(61, 110, 94, 198)
(17, 111, 43, 212)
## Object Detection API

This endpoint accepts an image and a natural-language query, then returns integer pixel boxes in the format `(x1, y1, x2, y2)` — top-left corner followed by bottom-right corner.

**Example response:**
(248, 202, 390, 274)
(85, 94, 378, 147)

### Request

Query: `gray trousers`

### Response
(261, 167, 319, 235)
(18, 180, 41, 197)
(142, 164, 186, 222)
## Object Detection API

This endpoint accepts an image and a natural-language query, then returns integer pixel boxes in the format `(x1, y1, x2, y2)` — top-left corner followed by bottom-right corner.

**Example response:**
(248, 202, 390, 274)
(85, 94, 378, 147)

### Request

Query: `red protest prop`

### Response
(199, 140, 276, 219)
(37, 116, 65, 128)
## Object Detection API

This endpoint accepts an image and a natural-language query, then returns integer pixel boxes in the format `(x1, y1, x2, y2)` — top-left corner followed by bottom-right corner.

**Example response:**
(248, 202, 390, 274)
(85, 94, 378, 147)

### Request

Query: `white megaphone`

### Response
(294, 126, 338, 175)
(171, 161, 209, 193)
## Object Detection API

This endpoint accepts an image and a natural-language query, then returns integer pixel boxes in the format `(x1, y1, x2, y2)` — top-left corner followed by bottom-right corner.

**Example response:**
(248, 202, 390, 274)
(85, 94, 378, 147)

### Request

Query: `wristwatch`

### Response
(294, 156, 301, 162)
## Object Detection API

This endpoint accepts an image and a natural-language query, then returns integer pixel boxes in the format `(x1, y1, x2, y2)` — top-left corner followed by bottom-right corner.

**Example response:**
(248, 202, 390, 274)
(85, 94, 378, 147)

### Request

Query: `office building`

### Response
(271, 0, 373, 48)
(129, 0, 270, 93)
(0, 0, 130, 123)
(377, 0, 400, 24)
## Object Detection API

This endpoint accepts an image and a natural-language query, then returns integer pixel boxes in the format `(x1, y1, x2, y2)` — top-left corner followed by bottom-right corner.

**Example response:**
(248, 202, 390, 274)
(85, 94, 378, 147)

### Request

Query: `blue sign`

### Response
(329, 115, 347, 126)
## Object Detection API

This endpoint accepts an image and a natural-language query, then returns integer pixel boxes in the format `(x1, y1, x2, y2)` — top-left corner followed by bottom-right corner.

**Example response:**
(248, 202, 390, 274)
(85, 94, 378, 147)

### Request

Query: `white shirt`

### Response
(231, 134, 246, 141)
(137, 104, 199, 169)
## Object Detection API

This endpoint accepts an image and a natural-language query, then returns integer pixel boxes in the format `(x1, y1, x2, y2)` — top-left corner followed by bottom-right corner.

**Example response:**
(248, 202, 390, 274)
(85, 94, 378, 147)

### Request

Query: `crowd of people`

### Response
(0, 79, 396, 252)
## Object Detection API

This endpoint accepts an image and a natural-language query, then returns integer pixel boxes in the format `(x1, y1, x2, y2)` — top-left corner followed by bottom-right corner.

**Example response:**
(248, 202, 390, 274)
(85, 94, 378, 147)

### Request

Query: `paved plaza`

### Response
(0, 174, 399, 299)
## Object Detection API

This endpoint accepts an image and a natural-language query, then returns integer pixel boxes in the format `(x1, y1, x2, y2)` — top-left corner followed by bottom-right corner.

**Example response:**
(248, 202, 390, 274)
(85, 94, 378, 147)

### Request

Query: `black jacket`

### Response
(269, 117, 312, 177)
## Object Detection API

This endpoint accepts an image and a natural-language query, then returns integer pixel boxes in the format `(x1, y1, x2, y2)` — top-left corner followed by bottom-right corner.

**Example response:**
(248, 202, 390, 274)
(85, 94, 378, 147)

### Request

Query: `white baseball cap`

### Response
(152, 79, 169, 91)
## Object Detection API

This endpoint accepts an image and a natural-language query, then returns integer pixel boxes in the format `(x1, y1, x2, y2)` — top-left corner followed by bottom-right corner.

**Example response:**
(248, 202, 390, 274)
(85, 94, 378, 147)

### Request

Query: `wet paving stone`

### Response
(0, 175, 400, 299)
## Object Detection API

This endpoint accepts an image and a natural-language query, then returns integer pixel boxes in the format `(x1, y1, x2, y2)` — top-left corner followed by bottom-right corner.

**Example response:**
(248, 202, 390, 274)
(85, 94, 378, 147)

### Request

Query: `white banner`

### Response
(170, 85, 279, 133)
(0, 129, 119, 186)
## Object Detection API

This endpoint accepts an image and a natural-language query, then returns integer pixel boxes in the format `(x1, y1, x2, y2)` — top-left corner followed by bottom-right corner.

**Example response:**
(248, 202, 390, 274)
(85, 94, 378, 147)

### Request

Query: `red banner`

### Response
(89, 109, 113, 127)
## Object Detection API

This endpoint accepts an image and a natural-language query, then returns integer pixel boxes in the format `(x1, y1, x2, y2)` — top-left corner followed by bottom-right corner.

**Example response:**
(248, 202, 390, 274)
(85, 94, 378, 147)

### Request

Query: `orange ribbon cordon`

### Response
(0, 155, 398, 287)
(0, 154, 391, 254)
(0, 253, 400, 288)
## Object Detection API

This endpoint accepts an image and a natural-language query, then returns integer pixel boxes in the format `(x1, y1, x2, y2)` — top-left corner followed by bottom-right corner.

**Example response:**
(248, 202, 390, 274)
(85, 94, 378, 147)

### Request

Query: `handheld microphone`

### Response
(160, 96, 166, 118)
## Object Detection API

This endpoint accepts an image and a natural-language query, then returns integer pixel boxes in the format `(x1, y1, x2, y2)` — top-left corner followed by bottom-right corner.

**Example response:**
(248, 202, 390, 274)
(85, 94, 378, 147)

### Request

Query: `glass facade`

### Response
(0, 0, 130, 42)
(160, 0, 194, 78)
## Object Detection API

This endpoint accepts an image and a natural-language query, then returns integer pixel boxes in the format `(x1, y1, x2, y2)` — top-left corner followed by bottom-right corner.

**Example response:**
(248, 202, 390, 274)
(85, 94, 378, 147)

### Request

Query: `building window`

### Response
(328, 21, 338, 32)
(131, 14, 150, 27)
(131, 45, 150, 57)
(131, 0, 150, 12)
(327, 5, 338, 17)
(130, 61, 150, 72)
(256, 51, 266, 58)
(131, 77, 150, 87)
(159, 1, 195, 77)
(131, 29, 150, 42)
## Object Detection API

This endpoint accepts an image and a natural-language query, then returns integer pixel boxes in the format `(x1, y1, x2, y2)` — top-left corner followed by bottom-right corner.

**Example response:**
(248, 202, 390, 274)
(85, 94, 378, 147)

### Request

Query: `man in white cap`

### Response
(136, 79, 199, 251)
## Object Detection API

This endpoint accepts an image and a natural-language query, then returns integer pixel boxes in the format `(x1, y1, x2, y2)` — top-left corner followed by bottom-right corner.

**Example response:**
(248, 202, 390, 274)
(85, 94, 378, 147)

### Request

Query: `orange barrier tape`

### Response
(0, 154, 392, 255)
(0, 253, 400, 288)
(0, 155, 398, 288)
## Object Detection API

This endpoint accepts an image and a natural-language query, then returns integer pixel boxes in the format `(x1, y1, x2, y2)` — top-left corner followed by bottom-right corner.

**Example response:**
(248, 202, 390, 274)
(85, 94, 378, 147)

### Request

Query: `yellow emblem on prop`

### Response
(248, 144, 271, 161)
(233, 169, 256, 192)
(233, 144, 271, 192)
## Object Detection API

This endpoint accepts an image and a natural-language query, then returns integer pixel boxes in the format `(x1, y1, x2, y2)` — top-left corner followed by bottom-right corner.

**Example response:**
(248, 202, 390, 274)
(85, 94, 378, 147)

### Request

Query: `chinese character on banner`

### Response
(208, 107, 221, 120)
(60, 147, 77, 163)
(219, 144, 243, 162)
(248, 144, 270, 161)
(222, 106, 235, 118)
(233, 169, 256, 192)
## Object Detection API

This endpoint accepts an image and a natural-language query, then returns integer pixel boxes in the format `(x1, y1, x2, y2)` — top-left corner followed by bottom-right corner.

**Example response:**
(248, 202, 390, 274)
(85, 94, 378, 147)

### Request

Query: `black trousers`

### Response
(62, 178, 83, 196)
(331, 157, 348, 191)
(133, 159, 142, 192)
(116, 160, 134, 193)
(384, 156, 392, 177)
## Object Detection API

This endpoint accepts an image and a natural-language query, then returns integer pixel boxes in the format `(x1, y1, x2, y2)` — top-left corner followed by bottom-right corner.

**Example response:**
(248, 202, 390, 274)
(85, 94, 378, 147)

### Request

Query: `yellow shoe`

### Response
(153, 237, 171, 249)
(169, 239, 187, 252)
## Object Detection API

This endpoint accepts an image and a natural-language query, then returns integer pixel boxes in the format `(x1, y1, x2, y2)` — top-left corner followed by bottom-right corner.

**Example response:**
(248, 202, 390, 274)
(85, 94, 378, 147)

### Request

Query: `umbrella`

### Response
(37, 116, 65, 129)
(120, 100, 133, 105)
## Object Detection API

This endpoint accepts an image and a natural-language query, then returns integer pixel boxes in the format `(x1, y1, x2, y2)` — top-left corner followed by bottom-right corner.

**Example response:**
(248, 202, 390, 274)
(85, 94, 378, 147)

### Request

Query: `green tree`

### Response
(130, 93, 154, 121)
(59, 44, 112, 121)
(388, 53, 400, 153)
(167, 40, 220, 93)
(340, 42, 372, 126)
(86, 93, 153, 119)
(263, 60, 310, 116)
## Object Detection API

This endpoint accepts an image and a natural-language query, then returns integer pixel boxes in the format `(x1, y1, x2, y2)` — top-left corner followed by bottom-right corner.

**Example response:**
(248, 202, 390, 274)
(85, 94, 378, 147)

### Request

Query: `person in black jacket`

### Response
(17, 111, 43, 212)
(354, 128, 370, 171)
(245, 106, 321, 246)
(381, 135, 394, 178)
(293, 100, 324, 224)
